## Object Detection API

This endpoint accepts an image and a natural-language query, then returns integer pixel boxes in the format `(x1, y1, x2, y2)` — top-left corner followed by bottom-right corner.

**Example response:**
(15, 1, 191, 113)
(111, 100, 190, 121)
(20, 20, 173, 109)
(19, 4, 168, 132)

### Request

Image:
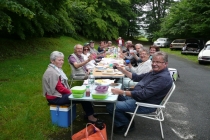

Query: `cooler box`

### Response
(50, 104, 76, 128)
(168, 68, 179, 81)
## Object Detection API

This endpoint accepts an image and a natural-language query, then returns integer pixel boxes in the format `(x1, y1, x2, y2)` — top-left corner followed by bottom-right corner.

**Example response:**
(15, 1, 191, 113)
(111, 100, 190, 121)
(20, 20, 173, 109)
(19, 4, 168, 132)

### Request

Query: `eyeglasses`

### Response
(152, 61, 165, 64)
(84, 49, 89, 51)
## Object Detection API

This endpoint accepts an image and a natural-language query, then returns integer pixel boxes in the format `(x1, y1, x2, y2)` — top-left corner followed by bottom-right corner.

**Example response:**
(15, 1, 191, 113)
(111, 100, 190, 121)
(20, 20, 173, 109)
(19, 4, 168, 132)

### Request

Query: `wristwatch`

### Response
(123, 90, 126, 96)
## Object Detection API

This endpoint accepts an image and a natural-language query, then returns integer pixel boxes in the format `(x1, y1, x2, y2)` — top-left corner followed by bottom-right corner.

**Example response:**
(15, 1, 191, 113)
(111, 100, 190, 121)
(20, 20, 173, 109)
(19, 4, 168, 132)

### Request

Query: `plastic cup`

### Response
(125, 60, 130, 64)
(109, 63, 113, 68)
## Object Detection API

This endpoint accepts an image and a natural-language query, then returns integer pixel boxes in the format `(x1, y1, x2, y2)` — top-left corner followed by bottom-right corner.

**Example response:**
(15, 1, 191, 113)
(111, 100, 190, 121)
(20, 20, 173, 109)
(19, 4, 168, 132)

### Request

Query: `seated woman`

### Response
(125, 48, 152, 75)
(149, 45, 160, 60)
(82, 43, 96, 70)
(42, 51, 98, 123)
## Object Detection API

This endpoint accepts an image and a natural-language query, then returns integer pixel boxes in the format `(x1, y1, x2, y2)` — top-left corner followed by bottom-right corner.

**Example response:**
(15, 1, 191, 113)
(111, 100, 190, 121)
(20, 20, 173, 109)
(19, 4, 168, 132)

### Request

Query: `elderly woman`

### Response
(126, 48, 152, 75)
(42, 51, 98, 123)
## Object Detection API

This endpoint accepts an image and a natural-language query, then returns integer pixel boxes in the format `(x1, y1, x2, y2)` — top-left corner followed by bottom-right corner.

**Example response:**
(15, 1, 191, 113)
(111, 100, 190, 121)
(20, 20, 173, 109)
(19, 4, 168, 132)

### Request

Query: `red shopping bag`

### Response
(72, 123, 107, 140)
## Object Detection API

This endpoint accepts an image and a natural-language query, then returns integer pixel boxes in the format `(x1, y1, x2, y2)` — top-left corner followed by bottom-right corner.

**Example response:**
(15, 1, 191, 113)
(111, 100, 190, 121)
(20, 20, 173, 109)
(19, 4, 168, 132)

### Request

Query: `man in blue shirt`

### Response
(106, 51, 173, 134)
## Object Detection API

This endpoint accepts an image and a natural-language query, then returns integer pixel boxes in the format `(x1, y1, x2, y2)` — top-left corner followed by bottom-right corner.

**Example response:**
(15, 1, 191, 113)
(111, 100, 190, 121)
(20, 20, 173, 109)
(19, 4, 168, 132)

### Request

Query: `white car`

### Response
(198, 40, 210, 64)
(170, 39, 186, 50)
(153, 38, 170, 47)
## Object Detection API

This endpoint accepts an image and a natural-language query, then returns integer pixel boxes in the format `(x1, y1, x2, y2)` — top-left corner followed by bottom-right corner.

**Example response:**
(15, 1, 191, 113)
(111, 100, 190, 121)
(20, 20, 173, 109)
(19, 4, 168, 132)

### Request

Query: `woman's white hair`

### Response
(50, 51, 64, 61)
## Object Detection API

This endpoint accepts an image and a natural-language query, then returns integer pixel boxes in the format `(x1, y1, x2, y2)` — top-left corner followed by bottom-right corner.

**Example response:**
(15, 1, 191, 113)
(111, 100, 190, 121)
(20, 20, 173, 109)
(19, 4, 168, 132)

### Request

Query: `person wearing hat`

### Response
(89, 40, 98, 54)
(88, 40, 105, 61)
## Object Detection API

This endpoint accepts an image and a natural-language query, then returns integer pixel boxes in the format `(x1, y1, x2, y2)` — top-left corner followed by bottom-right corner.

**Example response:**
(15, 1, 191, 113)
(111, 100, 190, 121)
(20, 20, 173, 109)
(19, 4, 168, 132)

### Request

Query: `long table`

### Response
(69, 83, 122, 140)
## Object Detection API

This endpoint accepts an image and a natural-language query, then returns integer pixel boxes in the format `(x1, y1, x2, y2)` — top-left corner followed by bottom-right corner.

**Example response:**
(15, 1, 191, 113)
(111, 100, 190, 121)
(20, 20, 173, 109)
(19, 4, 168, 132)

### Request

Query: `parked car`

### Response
(198, 40, 210, 64)
(181, 38, 204, 55)
(153, 38, 170, 47)
(170, 39, 186, 50)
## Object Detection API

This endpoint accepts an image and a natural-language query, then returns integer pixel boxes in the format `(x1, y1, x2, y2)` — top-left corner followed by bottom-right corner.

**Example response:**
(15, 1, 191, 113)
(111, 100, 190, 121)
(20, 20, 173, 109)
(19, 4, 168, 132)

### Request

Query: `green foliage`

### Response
(138, 0, 175, 38)
(0, 0, 142, 40)
(157, 0, 210, 39)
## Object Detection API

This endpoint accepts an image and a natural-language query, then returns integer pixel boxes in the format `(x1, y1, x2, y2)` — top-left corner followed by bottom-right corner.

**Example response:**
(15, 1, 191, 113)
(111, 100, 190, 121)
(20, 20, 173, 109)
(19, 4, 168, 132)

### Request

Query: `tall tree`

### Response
(157, 0, 210, 39)
(137, 0, 175, 39)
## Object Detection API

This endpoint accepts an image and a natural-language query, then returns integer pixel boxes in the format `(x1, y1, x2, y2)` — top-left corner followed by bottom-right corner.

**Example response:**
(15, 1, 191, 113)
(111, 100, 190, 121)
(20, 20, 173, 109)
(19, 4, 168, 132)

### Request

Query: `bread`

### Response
(106, 69, 113, 73)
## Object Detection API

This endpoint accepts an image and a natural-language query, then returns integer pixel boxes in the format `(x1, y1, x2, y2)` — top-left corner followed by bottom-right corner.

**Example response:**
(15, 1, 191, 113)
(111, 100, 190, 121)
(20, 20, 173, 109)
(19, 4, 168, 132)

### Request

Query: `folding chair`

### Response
(69, 63, 87, 87)
(124, 83, 176, 139)
(69, 64, 108, 114)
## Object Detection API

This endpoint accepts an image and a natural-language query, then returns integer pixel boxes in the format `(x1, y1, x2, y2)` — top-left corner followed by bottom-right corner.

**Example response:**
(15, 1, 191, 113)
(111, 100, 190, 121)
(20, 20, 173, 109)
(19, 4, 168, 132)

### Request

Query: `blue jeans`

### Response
(106, 95, 156, 127)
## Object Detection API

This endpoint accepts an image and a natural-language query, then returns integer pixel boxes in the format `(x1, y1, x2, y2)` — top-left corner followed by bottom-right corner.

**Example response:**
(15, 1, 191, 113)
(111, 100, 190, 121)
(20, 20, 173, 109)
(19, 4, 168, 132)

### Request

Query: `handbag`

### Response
(72, 123, 107, 140)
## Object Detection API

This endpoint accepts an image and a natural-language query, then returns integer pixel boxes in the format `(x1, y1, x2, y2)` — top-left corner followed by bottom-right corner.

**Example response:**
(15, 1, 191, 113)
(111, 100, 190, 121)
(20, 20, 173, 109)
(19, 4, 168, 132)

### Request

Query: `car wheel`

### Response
(198, 60, 203, 64)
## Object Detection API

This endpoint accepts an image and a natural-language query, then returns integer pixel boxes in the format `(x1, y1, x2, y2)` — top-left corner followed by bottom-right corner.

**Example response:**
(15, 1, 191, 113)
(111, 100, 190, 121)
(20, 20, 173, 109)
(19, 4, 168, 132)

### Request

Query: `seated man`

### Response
(68, 44, 93, 79)
(132, 43, 144, 64)
(89, 40, 105, 61)
(120, 44, 138, 66)
(106, 51, 173, 134)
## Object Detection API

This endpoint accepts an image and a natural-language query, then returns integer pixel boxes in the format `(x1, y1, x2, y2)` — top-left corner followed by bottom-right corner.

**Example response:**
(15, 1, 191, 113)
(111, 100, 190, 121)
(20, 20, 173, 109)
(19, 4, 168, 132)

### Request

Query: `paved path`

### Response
(110, 52, 210, 140)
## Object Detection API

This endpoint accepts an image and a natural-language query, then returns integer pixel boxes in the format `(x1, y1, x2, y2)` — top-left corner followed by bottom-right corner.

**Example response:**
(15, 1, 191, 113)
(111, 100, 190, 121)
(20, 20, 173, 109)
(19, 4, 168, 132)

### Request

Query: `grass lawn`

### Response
(0, 37, 208, 140)
(0, 36, 87, 140)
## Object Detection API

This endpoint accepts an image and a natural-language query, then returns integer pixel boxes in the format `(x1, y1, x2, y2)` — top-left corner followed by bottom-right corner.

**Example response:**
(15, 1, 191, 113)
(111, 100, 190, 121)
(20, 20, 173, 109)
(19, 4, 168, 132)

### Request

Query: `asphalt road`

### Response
(111, 52, 210, 140)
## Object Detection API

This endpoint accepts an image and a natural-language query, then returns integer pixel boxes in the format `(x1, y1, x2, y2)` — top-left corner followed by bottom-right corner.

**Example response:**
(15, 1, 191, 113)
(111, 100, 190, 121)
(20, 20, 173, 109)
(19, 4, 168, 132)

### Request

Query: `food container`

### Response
(95, 86, 108, 92)
(92, 92, 109, 99)
(92, 86, 109, 99)
(71, 86, 86, 94)
(72, 94, 84, 98)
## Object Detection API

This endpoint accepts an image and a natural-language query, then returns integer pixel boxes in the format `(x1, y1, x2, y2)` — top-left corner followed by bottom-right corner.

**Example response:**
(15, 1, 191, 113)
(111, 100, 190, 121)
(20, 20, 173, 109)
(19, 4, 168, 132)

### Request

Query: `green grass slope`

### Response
(0, 36, 86, 140)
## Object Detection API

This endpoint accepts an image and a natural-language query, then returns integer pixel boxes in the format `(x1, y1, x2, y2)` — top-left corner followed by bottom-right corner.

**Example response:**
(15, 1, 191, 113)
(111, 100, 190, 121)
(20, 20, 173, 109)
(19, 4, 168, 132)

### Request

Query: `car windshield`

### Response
(186, 39, 199, 44)
(173, 39, 185, 43)
(157, 38, 167, 41)
(205, 45, 210, 50)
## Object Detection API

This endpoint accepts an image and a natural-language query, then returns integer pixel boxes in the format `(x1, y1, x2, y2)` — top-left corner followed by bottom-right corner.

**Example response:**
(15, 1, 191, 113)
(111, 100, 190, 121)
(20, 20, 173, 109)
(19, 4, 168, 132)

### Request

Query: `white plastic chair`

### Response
(124, 83, 176, 139)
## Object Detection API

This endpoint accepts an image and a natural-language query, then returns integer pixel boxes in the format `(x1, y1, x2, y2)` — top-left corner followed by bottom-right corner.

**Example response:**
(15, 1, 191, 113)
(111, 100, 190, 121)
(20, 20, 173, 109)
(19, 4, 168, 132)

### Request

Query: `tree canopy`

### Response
(155, 0, 210, 40)
(0, 0, 142, 40)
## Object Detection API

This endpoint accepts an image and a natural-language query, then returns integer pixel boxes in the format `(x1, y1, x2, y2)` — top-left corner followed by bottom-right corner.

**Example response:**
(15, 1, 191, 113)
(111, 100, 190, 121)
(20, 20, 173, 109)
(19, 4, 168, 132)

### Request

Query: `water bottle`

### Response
(113, 47, 117, 58)
(88, 72, 95, 92)
(115, 46, 119, 59)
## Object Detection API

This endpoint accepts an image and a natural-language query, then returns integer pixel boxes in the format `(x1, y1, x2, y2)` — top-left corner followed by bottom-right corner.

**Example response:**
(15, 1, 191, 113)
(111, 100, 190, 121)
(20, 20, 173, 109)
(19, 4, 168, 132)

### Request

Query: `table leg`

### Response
(111, 102, 116, 140)
(71, 100, 73, 136)
(121, 77, 124, 89)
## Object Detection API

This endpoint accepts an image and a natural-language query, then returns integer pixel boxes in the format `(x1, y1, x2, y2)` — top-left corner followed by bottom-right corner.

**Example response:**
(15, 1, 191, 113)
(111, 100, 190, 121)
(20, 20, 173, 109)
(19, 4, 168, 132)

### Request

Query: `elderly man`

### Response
(88, 40, 105, 60)
(119, 40, 132, 52)
(68, 44, 93, 79)
(106, 51, 173, 134)
(132, 43, 144, 63)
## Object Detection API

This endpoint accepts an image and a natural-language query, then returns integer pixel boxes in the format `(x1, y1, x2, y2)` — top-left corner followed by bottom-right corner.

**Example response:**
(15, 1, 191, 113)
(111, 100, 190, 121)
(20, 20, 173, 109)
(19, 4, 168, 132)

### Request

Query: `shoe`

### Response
(88, 118, 104, 124)
(84, 114, 98, 120)
(113, 121, 135, 135)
